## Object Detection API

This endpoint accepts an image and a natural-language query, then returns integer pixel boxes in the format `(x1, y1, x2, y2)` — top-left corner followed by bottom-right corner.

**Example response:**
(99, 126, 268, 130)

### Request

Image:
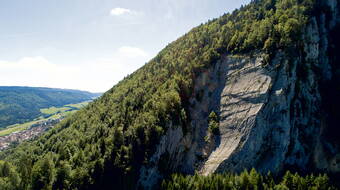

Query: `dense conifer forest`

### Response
(162, 169, 336, 190)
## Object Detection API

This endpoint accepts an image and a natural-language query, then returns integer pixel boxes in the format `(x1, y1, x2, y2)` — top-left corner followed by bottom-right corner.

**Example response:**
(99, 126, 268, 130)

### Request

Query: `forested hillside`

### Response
(0, 86, 99, 128)
(162, 169, 336, 190)
(0, 0, 338, 189)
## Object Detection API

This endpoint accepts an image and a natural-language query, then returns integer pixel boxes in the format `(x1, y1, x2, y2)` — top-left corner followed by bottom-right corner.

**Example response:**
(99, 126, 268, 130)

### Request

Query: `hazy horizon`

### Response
(0, 0, 250, 92)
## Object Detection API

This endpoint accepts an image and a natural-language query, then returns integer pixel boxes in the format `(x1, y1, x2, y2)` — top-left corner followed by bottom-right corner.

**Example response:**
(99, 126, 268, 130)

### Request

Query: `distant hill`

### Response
(0, 86, 100, 128)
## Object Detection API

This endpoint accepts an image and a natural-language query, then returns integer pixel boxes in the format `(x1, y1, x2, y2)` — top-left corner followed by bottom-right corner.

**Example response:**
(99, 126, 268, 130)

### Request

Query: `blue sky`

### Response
(0, 0, 250, 92)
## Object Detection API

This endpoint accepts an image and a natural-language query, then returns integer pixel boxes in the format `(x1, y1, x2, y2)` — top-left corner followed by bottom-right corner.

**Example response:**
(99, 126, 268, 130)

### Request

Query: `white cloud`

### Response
(0, 56, 55, 70)
(110, 8, 135, 16)
(0, 47, 151, 92)
(118, 46, 148, 57)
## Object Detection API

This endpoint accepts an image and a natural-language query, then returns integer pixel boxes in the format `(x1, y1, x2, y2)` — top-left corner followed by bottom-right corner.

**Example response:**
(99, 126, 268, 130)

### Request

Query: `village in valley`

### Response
(0, 101, 90, 151)
(0, 118, 63, 151)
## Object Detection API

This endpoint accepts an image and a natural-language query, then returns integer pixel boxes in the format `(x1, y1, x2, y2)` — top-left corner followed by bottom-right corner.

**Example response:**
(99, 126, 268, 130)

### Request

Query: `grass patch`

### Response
(40, 106, 71, 115)
(64, 101, 89, 109)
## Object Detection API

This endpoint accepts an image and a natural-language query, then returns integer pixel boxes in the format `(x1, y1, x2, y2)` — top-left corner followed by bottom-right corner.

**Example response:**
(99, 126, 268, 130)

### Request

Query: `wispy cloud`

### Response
(0, 56, 55, 70)
(0, 47, 150, 92)
(118, 46, 148, 57)
(0, 33, 38, 40)
(110, 8, 137, 16)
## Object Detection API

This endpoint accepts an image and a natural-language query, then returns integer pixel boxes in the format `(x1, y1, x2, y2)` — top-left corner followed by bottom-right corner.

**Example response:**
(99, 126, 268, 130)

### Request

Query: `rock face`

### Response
(199, 55, 274, 175)
(139, 0, 340, 187)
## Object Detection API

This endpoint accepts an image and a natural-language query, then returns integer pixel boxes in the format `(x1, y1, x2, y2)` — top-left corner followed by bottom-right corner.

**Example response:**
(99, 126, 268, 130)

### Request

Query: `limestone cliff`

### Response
(139, 0, 340, 187)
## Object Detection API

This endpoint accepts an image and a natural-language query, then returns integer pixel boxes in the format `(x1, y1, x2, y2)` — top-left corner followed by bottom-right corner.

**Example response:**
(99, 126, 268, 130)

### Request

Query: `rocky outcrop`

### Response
(208, 0, 340, 175)
(200, 55, 274, 175)
(139, 0, 340, 188)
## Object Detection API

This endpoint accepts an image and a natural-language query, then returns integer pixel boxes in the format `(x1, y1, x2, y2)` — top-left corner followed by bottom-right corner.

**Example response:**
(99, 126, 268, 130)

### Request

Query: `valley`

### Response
(0, 101, 89, 151)
(0, 86, 99, 128)
(0, 117, 61, 151)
